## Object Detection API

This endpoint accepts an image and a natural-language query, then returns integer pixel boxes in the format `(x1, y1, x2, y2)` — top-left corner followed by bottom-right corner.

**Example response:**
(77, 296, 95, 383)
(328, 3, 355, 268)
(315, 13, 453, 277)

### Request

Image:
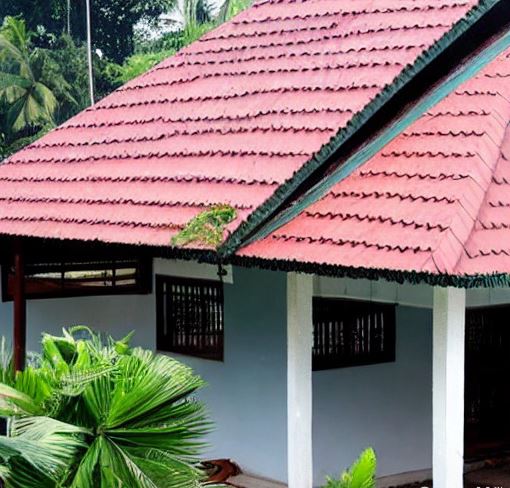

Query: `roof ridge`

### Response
(447, 122, 510, 272)
(232, 2, 471, 25)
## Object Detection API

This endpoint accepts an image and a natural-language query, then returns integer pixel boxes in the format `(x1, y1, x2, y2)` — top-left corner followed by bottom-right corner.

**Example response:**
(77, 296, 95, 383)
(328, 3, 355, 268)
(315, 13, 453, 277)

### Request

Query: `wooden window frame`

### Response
(156, 275, 224, 361)
(312, 297, 396, 371)
(1, 258, 152, 301)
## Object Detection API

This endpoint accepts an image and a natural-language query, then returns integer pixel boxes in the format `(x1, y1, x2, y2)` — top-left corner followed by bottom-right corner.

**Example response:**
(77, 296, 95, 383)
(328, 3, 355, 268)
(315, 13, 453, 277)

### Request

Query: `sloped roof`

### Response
(238, 47, 510, 285)
(0, 0, 478, 247)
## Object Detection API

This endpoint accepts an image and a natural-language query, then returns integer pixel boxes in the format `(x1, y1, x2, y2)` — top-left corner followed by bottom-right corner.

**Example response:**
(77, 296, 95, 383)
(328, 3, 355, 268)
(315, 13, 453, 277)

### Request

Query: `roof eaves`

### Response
(230, 254, 510, 289)
(219, 0, 510, 257)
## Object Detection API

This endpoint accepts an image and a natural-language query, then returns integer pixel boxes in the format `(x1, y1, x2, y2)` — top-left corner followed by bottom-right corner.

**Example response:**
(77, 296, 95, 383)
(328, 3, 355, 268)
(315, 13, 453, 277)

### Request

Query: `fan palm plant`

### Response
(0, 327, 212, 487)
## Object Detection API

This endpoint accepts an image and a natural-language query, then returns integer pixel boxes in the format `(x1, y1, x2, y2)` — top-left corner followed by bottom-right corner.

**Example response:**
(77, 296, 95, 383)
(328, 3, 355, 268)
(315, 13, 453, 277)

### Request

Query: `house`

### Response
(1, 0, 510, 487)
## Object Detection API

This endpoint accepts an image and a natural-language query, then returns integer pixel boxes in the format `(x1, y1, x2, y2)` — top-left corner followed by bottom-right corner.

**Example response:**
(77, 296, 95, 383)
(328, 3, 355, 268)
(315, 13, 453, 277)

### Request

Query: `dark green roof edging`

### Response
(229, 255, 510, 289)
(218, 0, 508, 257)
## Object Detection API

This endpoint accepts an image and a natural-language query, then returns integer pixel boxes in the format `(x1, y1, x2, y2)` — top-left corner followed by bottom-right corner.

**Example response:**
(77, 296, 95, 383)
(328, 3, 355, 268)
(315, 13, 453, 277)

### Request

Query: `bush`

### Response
(0, 328, 211, 487)
(105, 50, 176, 85)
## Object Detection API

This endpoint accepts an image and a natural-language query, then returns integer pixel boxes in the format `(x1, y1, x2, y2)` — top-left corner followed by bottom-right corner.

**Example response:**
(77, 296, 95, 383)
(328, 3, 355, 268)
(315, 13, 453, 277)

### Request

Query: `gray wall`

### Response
(0, 264, 435, 484)
(312, 306, 433, 485)
(0, 292, 155, 352)
(175, 267, 288, 481)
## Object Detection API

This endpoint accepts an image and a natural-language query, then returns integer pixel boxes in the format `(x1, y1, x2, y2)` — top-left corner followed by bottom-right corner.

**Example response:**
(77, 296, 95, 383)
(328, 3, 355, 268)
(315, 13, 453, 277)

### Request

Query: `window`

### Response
(2, 258, 151, 300)
(313, 297, 396, 370)
(156, 275, 224, 361)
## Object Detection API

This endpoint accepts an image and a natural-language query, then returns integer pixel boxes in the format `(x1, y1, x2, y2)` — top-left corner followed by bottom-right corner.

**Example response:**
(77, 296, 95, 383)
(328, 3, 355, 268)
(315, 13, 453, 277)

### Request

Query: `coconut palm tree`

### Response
(0, 328, 211, 487)
(0, 17, 63, 135)
(216, 0, 251, 23)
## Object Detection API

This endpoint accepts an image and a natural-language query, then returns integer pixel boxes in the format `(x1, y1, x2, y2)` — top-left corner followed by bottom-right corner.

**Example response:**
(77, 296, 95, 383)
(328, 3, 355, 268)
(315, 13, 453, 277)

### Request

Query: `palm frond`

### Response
(0, 416, 87, 483)
(0, 383, 41, 416)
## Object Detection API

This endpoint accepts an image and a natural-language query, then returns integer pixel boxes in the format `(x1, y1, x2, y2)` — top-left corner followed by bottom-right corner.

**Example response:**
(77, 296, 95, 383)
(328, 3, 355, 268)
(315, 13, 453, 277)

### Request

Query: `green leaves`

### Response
(323, 448, 377, 488)
(0, 16, 58, 136)
(0, 416, 87, 487)
(172, 204, 237, 248)
(0, 328, 211, 487)
(0, 383, 41, 416)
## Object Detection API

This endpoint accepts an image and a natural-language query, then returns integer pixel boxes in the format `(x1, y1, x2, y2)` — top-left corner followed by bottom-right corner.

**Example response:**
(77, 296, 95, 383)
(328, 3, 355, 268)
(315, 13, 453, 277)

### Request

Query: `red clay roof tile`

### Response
(239, 46, 510, 278)
(0, 0, 478, 248)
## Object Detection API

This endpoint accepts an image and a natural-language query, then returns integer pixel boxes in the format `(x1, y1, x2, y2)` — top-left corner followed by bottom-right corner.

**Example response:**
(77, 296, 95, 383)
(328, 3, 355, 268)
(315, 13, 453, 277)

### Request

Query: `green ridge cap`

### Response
(218, 0, 502, 257)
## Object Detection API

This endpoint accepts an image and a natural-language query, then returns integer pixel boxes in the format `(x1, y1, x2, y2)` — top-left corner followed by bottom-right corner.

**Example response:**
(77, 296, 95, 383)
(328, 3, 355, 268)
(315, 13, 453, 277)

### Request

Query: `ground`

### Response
(399, 464, 510, 488)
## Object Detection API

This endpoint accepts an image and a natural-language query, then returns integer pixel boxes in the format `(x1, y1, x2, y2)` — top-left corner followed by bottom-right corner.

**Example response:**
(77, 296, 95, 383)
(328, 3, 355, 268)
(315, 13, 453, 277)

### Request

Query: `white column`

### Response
(433, 286, 466, 488)
(287, 272, 314, 488)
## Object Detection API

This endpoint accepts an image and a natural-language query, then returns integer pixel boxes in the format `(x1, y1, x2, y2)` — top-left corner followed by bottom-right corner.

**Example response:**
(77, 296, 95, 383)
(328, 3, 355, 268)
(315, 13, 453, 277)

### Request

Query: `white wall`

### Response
(0, 261, 288, 482)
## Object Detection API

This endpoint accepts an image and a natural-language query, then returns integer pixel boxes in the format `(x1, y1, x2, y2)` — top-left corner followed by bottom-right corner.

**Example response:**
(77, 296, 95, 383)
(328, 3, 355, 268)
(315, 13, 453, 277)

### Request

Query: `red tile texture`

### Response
(239, 47, 510, 277)
(0, 0, 477, 247)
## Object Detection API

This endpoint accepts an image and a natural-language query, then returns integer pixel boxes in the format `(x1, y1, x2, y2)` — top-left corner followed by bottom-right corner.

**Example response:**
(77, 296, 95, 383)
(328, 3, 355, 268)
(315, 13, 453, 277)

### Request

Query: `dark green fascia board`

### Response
(229, 254, 510, 289)
(218, 0, 509, 257)
(242, 20, 510, 247)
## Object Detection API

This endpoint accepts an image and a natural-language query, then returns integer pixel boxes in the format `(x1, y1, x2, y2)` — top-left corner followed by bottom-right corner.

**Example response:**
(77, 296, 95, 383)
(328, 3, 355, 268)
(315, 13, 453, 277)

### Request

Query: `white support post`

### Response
(287, 272, 314, 488)
(433, 287, 466, 488)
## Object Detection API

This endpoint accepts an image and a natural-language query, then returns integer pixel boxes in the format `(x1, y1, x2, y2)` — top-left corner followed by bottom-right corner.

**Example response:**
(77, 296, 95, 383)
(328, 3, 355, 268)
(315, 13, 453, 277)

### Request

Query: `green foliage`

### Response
(0, 19, 119, 161)
(0, 328, 211, 487)
(0, 0, 64, 40)
(105, 50, 176, 85)
(0, 16, 88, 156)
(0, 16, 61, 134)
(0, 0, 179, 64)
(172, 205, 238, 249)
(0, 338, 14, 387)
(323, 449, 377, 488)
(44, 34, 118, 118)
(217, 0, 252, 23)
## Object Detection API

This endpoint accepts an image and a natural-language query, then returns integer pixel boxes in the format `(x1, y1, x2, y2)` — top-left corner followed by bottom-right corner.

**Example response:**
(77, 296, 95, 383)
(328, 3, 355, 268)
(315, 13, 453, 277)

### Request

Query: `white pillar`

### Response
(433, 286, 466, 488)
(287, 272, 314, 488)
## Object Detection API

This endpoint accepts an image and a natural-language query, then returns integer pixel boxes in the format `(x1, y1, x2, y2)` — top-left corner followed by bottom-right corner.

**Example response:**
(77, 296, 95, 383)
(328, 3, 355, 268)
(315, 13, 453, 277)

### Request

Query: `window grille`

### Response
(312, 297, 396, 370)
(156, 275, 224, 361)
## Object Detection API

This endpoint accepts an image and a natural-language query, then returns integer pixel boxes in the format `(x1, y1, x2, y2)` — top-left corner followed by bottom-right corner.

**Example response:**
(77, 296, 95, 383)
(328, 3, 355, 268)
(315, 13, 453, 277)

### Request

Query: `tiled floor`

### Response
(396, 465, 510, 488)
(229, 465, 510, 488)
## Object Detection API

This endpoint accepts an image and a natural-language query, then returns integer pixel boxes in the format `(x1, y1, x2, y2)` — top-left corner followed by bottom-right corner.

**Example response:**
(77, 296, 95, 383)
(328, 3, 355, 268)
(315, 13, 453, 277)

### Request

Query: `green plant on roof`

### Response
(323, 448, 377, 488)
(172, 204, 237, 249)
(0, 327, 212, 487)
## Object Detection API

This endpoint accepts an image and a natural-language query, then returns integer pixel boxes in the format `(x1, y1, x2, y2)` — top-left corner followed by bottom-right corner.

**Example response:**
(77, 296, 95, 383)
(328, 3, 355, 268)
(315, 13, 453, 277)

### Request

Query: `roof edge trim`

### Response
(219, 0, 507, 256)
(230, 255, 510, 289)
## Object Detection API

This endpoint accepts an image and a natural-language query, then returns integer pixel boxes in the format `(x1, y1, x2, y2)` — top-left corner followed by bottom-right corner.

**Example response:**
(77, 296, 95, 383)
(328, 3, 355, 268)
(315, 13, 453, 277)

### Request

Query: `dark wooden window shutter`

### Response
(312, 297, 396, 370)
(156, 275, 224, 361)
